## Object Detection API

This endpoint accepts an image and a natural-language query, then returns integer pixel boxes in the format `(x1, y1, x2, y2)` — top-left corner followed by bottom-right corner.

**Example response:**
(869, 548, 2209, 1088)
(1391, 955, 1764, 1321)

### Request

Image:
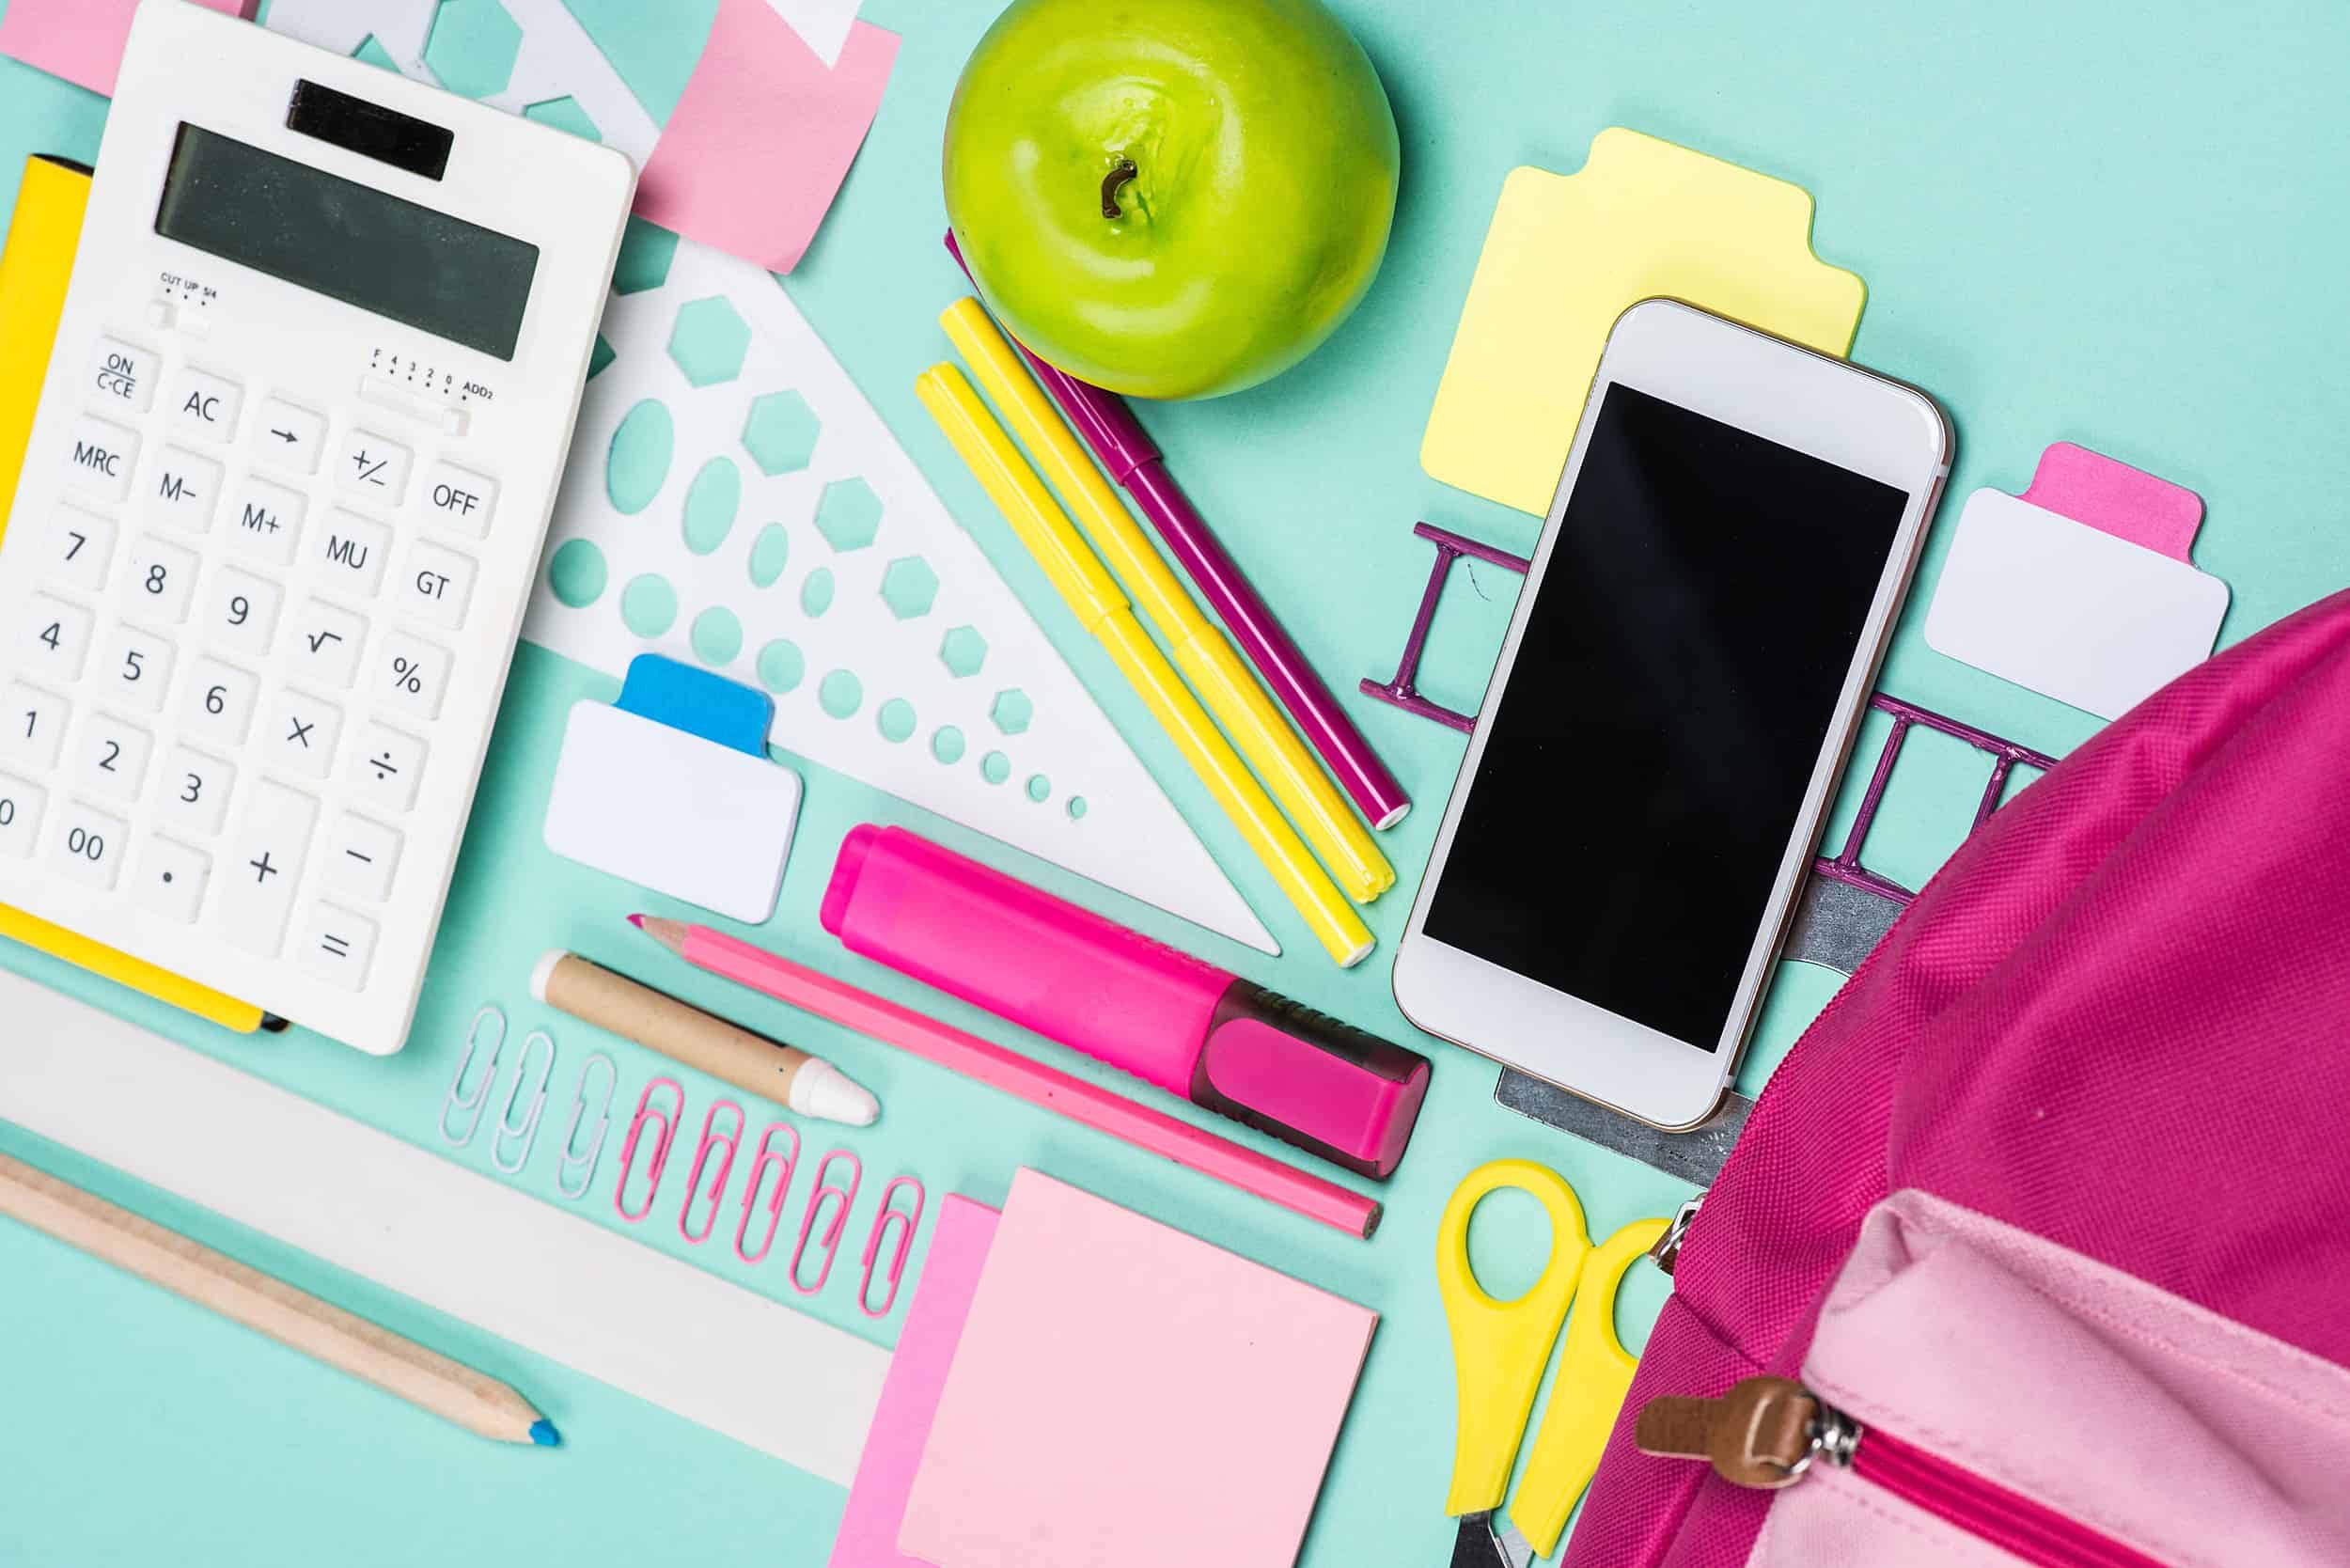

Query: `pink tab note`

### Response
(0, 0, 252, 97)
(634, 0, 899, 274)
(2019, 440, 2206, 563)
(828, 1196, 1001, 1568)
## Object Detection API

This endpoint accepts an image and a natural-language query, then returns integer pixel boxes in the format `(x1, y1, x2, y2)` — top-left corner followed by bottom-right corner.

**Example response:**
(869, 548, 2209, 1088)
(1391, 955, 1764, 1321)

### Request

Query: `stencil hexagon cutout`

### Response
(525, 238, 1277, 956)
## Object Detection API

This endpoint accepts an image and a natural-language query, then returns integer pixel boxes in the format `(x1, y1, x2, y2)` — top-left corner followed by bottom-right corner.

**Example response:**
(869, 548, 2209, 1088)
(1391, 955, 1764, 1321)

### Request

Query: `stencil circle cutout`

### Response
(682, 456, 742, 556)
(692, 605, 744, 666)
(932, 726, 965, 764)
(819, 668, 864, 718)
(619, 573, 678, 636)
(606, 399, 673, 515)
(748, 524, 791, 588)
(756, 638, 804, 693)
(876, 698, 916, 743)
(548, 539, 608, 607)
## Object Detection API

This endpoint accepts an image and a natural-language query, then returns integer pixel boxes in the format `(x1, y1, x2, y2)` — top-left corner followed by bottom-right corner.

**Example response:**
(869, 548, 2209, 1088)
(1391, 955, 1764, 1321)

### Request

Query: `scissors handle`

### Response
(1436, 1159, 1592, 1516)
(1508, 1215, 1670, 1557)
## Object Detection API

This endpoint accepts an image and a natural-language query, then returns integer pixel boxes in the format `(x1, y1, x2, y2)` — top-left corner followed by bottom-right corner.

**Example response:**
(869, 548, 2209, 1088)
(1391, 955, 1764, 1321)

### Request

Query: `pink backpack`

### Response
(1563, 589, 2350, 1568)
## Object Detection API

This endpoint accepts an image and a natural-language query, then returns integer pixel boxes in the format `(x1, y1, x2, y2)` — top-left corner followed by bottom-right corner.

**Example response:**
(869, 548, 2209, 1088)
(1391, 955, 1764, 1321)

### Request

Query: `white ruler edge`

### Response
(0, 968, 885, 1483)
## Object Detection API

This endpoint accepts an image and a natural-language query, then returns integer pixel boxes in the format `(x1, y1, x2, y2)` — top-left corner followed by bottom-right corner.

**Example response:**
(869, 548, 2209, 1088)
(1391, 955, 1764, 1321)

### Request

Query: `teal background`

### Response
(4, 1, 2347, 1562)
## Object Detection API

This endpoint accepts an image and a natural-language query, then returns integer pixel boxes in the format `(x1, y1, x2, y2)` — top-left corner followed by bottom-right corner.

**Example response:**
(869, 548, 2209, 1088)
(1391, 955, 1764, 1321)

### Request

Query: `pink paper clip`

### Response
(858, 1176, 925, 1318)
(790, 1148, 862, 1295)
(735, 1121, 801, 1265)
(678, 1099, 745, 1245)
(614, 1078, 683, 1224)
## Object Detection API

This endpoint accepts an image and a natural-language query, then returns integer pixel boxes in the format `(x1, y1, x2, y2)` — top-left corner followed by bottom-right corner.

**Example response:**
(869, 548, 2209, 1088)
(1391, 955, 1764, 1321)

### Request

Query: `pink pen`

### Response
(944, 231, 1413, 829)
(822, 825, 1430, 1179)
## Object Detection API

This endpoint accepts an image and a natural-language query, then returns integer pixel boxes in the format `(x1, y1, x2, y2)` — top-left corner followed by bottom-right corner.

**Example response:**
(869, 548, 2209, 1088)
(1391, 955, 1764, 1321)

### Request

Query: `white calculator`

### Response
(0, 1, 633, 1054)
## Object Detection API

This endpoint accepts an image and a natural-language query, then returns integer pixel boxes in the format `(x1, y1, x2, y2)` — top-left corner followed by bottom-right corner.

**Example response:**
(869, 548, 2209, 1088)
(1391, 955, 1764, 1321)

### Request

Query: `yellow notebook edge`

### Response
(0, 154, 266, 1034)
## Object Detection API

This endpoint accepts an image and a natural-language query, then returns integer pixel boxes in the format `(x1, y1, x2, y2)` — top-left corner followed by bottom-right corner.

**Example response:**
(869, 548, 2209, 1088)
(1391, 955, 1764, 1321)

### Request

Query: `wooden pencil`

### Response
(0, 1150, 558, 1447)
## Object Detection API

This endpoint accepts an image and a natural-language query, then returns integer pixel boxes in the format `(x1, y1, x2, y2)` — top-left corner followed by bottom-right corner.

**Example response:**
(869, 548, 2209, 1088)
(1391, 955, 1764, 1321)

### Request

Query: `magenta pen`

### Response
(821, 825, 1432, 1180)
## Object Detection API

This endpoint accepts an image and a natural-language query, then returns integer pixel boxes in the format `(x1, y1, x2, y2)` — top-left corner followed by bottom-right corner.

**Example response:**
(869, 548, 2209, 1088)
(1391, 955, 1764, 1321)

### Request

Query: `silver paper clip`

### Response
(615, 1078, 683, 1224)
(438, 1005, 507, 1147)
(791, 1149, 863, 1295)
(735, 1121, 801, 1265)
(679, 1100, 746, 1245)
(556, 1052, 619, 1201)
(490, 1029, 556, 1175)
(860, 1176, 925, 1318)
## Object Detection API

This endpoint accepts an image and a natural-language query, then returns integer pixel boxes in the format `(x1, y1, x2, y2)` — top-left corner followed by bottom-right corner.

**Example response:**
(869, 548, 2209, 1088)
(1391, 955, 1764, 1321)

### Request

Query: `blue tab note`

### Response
(614, 653, 773, 758)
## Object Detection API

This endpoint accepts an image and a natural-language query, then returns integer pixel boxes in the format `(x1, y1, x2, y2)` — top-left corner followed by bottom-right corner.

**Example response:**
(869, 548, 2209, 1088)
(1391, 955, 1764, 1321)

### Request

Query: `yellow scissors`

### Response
(1438, 1159, 1668, 1568)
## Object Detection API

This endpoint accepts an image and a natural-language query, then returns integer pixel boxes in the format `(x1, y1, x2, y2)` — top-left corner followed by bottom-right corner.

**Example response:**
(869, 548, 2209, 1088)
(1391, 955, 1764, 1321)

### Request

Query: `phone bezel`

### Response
(1392, 299, 1950, 1131)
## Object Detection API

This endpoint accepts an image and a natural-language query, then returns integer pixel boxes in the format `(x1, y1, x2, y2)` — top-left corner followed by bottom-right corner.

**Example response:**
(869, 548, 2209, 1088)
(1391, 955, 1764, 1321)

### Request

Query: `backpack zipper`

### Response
(1637, 1376, 2169, 1568)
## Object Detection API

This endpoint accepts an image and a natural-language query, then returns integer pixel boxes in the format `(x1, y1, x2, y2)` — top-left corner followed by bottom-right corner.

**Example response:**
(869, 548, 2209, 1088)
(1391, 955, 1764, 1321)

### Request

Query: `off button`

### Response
(421, 461, 496, 539)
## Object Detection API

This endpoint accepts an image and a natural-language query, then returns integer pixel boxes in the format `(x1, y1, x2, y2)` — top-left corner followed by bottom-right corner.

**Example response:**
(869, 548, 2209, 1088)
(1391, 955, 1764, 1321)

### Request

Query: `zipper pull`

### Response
(1635, 1376, 1858, 1489)
(1647, 1194, 1702, 1276)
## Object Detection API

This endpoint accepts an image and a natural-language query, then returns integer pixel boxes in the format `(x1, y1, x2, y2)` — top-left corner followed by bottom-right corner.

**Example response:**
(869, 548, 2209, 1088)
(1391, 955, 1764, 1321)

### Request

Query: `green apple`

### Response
(943, 0, 1400, 400)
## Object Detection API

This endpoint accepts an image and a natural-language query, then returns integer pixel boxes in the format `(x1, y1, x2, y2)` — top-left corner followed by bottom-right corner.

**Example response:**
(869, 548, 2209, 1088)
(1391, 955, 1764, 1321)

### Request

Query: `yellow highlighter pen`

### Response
(939, 298, 1395, 904)
(916, 363, 1374, 967)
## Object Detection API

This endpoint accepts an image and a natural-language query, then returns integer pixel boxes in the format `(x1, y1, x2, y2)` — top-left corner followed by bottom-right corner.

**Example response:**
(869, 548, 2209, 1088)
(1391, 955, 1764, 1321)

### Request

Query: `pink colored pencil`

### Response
(629, 916, 1383, 1239)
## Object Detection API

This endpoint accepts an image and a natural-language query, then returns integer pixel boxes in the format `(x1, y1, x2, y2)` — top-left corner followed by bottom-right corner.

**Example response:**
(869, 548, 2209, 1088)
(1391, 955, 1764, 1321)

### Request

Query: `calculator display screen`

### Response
(1422, 383, 1908, 1051)
(155, 124, 540, 360)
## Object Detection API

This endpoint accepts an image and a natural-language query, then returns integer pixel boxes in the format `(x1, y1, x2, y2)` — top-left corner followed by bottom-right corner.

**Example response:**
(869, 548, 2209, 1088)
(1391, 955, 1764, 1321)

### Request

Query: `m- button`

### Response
(421, 461, 496, 539)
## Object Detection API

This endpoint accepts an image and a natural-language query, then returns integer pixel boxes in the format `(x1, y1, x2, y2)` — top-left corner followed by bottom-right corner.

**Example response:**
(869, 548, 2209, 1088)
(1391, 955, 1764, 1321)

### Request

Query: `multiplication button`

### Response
(62, 414, 138, 503)
(87, 337, 159, 414)
(263, 689, 343, 778)
(335, 430, 412, 507)
(217, 779, 319, 956)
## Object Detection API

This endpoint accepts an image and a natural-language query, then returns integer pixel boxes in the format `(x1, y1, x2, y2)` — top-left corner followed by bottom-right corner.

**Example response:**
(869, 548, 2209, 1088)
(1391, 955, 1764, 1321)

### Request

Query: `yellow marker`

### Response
(0, 155, 264, 1034)
(916, 363, 1373, 968)
(940, 299, 1395, 904)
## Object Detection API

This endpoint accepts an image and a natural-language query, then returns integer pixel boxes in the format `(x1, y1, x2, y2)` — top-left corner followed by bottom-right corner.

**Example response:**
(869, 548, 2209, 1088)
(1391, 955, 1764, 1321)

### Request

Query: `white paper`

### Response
(763, 0, 865, 70)
(543, 699, 802, 923)
(0, 970, 885, 1482)
(1923, 489, 2229, 721)
(525, 239, 1277, 956)
(261, 0, 439, 73)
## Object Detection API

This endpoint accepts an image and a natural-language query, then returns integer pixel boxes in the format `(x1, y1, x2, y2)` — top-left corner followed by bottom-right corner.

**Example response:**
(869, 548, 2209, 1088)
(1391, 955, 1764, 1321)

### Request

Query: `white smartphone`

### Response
(1394, 299, 1951, 1131)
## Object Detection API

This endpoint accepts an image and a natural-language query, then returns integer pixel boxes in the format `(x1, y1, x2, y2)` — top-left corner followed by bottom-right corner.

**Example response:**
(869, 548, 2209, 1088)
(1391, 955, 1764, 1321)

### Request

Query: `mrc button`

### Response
(421, 461, 496, 538)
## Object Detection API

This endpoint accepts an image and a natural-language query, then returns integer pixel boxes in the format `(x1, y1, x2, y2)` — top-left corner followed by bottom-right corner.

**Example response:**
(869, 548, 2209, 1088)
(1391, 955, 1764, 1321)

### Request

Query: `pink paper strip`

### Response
(827, 1196, 1001, 1568)
(2019, 440, 2205, 563)
(0, 0, 252, 97)
(634, 0, 899, 274)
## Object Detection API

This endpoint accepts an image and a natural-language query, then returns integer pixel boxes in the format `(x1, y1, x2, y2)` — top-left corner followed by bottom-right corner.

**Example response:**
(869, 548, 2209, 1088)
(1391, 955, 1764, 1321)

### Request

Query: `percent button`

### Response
(377, 632, 451, 721)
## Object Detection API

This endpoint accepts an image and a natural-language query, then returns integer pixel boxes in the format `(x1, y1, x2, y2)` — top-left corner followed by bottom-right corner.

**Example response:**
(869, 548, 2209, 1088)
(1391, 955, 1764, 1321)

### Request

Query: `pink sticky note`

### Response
(829, 1196, 1002, 1568)
(0, 0, 252, 97)
(898, 1169, 1377, 1568)
(2019, 441, 2206, 563)
(634, 0, 899, 274)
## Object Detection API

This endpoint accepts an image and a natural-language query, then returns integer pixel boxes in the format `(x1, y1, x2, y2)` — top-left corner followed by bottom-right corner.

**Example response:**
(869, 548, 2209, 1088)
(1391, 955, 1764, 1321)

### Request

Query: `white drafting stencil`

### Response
(523, 239, 1277, 955)
(1924, 488, 2229, 721)
(263, 0, 661, 161)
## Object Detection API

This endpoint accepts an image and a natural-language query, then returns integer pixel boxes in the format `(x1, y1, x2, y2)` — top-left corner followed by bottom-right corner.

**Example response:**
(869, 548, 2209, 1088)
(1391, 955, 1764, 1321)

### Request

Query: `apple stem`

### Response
(1101, 158, 1138, 220)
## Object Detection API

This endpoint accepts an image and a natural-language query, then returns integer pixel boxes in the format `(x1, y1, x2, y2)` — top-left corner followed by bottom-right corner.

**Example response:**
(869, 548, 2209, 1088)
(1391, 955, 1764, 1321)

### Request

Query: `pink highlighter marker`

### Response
(822, 825, 1432, 1180)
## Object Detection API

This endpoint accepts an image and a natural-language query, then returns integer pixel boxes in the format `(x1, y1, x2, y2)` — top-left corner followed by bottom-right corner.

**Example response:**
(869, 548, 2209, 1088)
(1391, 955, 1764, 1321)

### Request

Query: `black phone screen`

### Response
(1422, 383, 1909, 1049)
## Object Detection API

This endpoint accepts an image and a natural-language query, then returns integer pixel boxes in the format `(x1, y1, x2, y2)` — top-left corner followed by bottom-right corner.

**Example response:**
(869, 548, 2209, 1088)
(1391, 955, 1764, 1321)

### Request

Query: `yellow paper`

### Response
(1422, 128, 1868, 516)
(0, 156, 263, 1033)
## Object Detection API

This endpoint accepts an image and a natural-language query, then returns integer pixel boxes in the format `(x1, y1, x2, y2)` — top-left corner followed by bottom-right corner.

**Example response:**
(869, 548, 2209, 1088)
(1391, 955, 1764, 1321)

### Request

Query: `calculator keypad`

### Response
(2, 321, 506, 1011)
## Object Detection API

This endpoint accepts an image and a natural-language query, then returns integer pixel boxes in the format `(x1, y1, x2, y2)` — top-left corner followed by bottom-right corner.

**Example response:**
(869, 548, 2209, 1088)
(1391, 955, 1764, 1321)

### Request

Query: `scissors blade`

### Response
(1449, 1512, 1535, 1568)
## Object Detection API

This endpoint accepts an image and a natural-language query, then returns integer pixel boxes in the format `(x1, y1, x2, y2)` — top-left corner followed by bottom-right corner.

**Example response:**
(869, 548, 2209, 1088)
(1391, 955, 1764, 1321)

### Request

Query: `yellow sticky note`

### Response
(1422, 128, 1868, 516)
